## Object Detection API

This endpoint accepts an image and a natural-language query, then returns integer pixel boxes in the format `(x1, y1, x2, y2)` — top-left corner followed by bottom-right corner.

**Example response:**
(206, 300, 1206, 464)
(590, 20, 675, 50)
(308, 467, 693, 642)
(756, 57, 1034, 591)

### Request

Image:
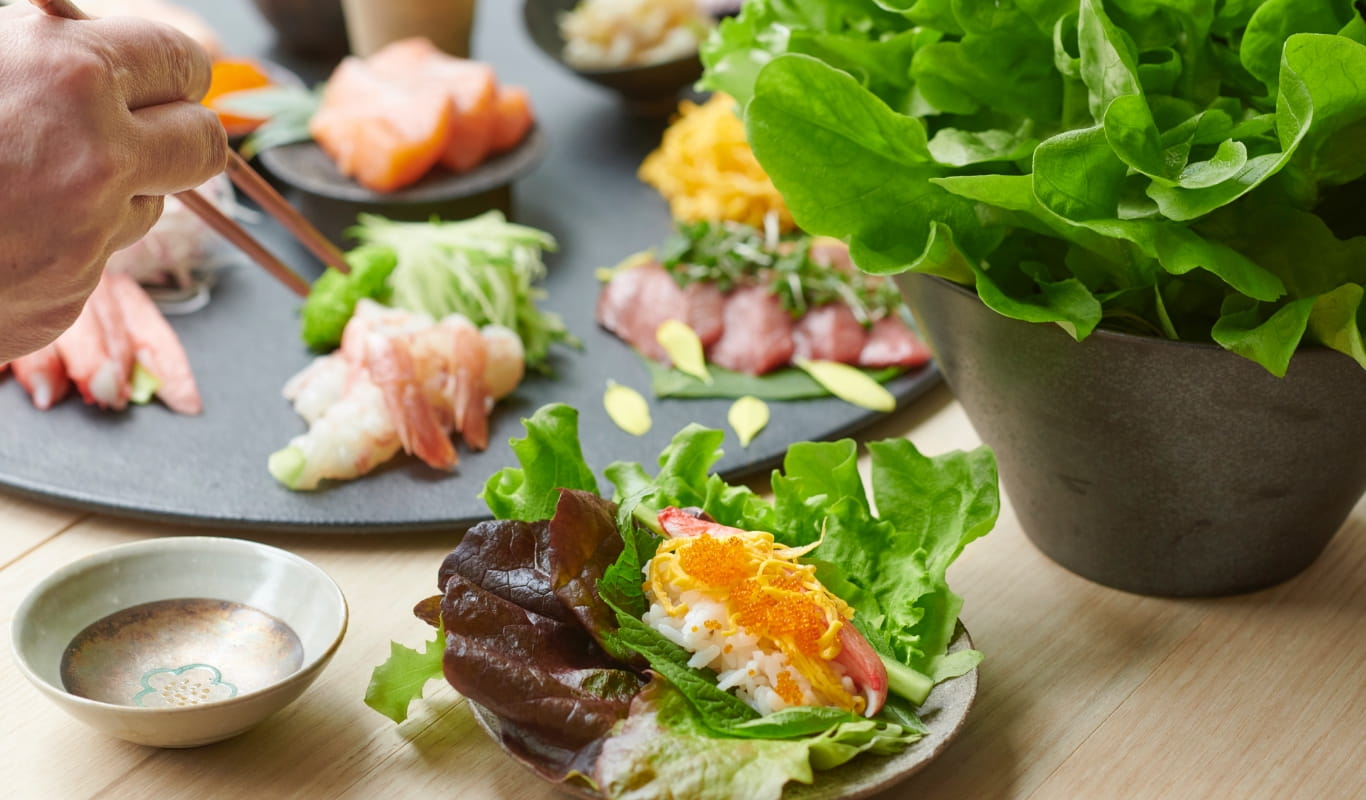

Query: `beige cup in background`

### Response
(340, 0, 478, 57)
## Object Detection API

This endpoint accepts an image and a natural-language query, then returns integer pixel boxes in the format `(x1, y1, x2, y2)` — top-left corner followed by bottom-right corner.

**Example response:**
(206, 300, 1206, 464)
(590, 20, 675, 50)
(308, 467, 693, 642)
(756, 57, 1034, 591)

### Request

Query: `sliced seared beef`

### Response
(706, 286, 795, 375)
(596, 264, 725, 362)
(793, 303, 867, 363)
(809, 238, 854, 272)
(859, 316, 932, 368)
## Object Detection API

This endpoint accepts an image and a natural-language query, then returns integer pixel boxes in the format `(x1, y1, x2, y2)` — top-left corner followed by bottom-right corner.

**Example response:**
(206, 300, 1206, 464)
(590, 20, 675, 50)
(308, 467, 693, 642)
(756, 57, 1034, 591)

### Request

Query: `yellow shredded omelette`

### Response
(638, 93, 796, 231)
(647, 525, 863, 712)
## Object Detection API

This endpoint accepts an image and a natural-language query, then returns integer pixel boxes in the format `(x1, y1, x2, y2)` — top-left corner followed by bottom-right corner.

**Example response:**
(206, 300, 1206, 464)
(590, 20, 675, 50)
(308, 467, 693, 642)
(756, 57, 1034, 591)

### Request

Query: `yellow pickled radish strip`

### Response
(656, 319, 712, 384)
(604, 380, 652, 435)
(795, 358, 896, 412)
(728, 395, 769, 447)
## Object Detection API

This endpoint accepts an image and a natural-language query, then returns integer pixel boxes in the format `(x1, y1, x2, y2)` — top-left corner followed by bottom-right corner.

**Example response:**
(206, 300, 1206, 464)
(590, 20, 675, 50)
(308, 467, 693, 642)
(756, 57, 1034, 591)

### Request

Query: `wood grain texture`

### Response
(0, 493, 85, 566)
(3, 406, 1362, 800)
(1030, 495, 1366, 800)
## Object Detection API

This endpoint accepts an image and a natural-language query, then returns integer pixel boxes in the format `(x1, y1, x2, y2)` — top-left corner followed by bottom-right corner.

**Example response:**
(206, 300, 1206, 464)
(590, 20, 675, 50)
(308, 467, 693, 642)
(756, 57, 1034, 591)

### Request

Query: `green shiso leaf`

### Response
(646, 354, 904, 400)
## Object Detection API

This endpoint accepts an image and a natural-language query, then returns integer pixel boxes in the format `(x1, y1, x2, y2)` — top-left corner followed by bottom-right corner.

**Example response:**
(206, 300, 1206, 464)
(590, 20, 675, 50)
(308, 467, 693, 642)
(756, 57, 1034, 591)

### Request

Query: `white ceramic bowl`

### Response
(11, 536, 348, 748)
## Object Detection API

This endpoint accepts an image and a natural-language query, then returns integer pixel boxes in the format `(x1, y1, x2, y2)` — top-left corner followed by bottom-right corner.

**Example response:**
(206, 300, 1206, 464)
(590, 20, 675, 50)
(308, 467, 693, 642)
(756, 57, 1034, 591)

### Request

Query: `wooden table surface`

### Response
(2, 383, 1363, 800)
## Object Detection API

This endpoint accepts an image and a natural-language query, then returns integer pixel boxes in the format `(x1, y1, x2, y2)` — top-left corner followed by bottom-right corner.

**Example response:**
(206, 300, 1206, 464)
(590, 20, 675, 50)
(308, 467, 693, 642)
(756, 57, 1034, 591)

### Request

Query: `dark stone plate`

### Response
(0, 0, 939, 533)
(470, 624, 977, 800)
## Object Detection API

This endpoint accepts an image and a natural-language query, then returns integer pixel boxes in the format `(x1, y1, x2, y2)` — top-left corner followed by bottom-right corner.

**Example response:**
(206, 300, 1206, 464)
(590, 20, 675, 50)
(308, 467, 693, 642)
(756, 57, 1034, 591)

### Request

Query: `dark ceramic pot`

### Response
(898, 273, 1366, 596)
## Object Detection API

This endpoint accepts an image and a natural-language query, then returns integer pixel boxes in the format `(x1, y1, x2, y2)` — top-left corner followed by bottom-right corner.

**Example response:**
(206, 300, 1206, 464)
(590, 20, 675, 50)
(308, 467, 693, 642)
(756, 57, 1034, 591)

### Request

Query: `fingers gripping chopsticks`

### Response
(31, 0, 349, 297)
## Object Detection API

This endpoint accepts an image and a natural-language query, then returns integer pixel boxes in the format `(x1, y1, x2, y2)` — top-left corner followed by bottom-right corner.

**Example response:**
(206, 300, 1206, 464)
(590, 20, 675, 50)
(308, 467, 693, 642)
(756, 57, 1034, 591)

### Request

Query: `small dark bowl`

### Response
(256, 127, 547, 245)
(250, 0, 350, 60)
(522, 0, 705, 113)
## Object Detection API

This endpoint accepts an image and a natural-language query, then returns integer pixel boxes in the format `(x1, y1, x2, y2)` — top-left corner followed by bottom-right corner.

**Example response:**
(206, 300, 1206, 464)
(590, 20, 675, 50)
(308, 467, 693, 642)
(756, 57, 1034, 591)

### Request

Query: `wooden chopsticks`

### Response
(31, 0, 348, 298)
(176, 190, 314, 296)
(224, 153, 350, 275)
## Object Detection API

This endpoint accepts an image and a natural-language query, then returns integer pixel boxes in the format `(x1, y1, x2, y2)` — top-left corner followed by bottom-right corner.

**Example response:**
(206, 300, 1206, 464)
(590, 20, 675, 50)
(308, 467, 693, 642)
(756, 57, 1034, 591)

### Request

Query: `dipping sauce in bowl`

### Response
(60, 598, 305, 707)
(11, 537, 347, 748)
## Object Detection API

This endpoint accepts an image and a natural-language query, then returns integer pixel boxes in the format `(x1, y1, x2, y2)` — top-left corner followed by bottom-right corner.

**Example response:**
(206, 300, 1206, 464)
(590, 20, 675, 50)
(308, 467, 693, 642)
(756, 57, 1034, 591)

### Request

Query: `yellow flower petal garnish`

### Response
(794, 358, 896, 412)
(728, 395, 769, 447)
(656, 319, 712, 384)
(604, 380, 652, 435)
(596, 250, 655, 282)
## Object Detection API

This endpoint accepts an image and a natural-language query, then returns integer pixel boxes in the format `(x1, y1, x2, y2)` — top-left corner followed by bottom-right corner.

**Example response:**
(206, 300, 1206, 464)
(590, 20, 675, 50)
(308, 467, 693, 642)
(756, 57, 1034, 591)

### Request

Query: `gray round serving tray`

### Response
(0, 1, 939, 533)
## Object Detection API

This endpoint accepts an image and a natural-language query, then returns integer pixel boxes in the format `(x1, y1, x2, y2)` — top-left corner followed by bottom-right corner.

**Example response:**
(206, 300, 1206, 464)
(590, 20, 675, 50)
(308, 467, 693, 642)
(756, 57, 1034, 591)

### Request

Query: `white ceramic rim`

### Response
(9, 536, 349, 716)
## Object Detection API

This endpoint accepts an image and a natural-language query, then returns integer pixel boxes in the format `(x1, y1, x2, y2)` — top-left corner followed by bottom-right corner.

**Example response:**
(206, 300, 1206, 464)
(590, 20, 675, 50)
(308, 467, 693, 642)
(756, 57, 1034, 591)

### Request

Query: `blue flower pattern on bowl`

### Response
(133, 664, 238, 708)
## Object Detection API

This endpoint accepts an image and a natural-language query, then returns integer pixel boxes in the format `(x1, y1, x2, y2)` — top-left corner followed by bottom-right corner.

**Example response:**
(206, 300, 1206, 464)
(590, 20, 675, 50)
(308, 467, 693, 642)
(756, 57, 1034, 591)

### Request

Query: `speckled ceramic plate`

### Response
(470, 624, 977, 800)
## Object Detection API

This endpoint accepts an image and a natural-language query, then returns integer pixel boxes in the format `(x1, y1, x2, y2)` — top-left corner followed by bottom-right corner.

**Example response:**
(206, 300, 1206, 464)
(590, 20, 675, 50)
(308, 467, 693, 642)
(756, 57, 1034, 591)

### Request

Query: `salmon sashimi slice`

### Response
(107, 273, 202, 415)
(490, 86, 534, 153)
(368, 38, 499, 174)
(438, 81, 497, 173)
(858, 316, 932, 369)
(12, 342, 70, 410)
(793, 303, 867, 364)
(705, 286, 795, 376)
(309, 56, 454, 193)
(596, 262, 726, 363)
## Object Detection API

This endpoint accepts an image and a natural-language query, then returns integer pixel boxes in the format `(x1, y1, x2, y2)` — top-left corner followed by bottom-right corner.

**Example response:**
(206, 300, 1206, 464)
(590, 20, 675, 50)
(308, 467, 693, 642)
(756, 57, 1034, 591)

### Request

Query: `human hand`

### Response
(0, 2, 227, 363)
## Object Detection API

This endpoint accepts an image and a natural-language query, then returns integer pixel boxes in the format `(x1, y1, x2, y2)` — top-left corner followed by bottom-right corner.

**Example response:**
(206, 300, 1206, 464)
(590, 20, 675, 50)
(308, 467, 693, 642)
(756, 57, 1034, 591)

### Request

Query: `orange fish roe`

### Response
(775, 670, 805, 706)
(677, 535, 751, 587)
(648, 522, 864, 713)
(730, 577, 829, 659)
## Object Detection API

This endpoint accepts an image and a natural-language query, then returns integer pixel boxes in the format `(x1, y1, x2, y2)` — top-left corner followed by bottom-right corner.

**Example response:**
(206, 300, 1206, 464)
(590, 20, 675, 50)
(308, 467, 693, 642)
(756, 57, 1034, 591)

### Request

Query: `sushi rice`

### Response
(644, 592, 860, 716)
(642, 515, 871, 716)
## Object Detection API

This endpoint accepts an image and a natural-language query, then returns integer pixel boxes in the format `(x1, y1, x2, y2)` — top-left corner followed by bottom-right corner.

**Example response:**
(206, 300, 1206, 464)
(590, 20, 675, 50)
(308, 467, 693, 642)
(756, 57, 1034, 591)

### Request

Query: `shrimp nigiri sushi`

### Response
(643, 507, 889, 717)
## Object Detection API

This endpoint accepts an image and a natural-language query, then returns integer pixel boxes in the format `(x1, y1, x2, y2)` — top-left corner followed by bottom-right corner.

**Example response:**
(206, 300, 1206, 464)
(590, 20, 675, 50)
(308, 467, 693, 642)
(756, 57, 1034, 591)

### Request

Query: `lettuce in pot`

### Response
(701, 0, 1366, 375)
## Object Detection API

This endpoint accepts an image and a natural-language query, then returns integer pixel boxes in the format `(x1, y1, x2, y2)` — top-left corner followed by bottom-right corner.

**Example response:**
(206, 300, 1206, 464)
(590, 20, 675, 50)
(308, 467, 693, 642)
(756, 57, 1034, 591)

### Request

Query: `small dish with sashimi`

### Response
(251, 37, 545, 243)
